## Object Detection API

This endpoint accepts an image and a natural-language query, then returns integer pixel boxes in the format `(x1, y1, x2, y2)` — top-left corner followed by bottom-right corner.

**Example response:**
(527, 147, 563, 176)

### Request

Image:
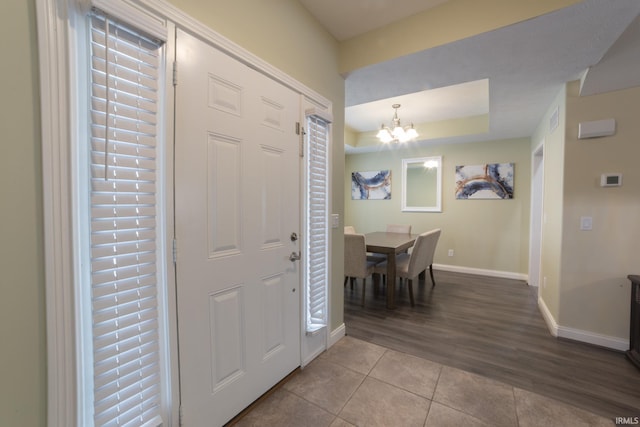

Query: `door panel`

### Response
(174, 29, 301, 426)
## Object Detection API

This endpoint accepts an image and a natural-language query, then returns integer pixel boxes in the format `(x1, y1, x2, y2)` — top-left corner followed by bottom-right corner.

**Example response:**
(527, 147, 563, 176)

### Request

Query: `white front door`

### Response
(174, 29, 301, 426)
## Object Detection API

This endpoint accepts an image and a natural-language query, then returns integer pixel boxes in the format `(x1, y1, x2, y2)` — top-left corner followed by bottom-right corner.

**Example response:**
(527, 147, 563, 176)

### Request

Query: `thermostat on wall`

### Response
(600, 173, 622, 187)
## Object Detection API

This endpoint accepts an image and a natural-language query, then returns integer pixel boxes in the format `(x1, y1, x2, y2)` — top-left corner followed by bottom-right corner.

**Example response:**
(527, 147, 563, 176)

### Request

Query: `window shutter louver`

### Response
(305, 114, 330, 333)
(88, 13, 164, 427)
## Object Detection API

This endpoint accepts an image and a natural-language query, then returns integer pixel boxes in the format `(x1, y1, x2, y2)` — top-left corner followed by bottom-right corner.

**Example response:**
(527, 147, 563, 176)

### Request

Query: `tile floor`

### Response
(232, 336, 616, 427)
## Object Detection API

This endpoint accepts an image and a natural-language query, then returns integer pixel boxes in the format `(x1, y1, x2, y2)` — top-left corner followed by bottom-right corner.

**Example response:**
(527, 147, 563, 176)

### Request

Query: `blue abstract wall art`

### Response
(455, 163, 514, 199)
(351, 170, 392, 200)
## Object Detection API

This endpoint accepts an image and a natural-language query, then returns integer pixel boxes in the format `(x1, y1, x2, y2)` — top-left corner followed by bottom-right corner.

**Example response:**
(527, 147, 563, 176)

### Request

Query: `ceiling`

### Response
(298, 0, 640, 153)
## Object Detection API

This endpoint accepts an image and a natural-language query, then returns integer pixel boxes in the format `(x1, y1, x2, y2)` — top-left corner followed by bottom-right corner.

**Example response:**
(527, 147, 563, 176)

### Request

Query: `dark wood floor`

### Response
(344, 270, 640, 420)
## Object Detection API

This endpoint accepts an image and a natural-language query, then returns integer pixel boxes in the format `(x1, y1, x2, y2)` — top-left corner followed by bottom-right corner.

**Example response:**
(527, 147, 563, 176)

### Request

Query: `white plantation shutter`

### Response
(88, 12, 164, 427)
(305, 112, 331, 333)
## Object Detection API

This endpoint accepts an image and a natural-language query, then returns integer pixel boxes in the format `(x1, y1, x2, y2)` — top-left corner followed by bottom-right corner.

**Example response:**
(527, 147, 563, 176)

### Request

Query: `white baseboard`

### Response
(558, 325, 628, 351)
(538, 296, 628, 351)
(433, 263, 528, 282)
(328, 323, 345, 348)
(538, 296, 558, 337)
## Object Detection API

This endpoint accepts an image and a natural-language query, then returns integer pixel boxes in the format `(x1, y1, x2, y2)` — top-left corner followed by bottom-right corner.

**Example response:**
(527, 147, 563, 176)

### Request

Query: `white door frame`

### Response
(528, 140, 545, 287)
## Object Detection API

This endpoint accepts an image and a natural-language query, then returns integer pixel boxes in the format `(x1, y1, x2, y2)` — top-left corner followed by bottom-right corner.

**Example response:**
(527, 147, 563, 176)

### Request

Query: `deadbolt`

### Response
(289, 251, 301, 262)
(290, 232, 298, 242)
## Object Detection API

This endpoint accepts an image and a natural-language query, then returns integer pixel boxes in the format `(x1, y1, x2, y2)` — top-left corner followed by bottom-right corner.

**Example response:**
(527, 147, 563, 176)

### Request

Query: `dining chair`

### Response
(373, 228, 441, 306)
(344, 233, 380, 306)
(386, 224, 412, 234)
(346, 225, 389, 264)
(344, 226, 357, 286)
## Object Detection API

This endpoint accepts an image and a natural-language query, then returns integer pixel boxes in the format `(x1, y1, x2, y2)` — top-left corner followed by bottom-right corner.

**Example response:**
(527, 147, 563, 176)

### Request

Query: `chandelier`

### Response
(376, 103, 419, 143)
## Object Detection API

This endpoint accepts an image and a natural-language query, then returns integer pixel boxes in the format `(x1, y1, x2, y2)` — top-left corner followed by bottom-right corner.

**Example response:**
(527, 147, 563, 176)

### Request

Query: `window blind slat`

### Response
(91, 240, 156, 259)
(91, 193, 156, 207)
(91, 154, 157, 172)
(92, 131, 157, 148)
(305, 115, 330, 332)
(87, 12, 164, 426)
(95, 339, 159, 379)
(91, 98, 158, 126)
(91, 263, 156, 286)
(92, 275, 156, 299)
(90, 216, 156, 232)
(91, 229, 156, 246)
(94, 322, 159, 364)
(95, 371, 160, 421)
(91, 111, 157, 136)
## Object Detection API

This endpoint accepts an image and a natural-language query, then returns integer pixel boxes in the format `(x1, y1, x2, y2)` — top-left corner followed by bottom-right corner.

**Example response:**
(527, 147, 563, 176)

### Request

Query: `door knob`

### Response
(289, 251, 301, 262)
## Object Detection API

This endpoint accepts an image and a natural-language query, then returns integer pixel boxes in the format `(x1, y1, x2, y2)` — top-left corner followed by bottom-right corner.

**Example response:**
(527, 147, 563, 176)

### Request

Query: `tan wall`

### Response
(345, 138, 531, 275)
(559, 81, 640, 339)
(0, 0, 47, 426)
(4, 1, 343, 425)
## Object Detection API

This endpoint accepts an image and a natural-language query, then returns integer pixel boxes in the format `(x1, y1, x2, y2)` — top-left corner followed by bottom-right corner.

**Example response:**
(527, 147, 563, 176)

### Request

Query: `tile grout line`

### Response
(333, 347, 390, 418)
(511, 386, 520, 427)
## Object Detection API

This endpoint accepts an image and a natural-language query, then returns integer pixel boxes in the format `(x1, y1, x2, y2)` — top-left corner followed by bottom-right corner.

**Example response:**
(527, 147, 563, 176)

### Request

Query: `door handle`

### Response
(289, 251, 301, 262)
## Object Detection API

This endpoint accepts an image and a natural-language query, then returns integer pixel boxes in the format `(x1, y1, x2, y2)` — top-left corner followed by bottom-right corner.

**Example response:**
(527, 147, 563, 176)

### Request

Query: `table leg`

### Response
(386, 253, 396, 309)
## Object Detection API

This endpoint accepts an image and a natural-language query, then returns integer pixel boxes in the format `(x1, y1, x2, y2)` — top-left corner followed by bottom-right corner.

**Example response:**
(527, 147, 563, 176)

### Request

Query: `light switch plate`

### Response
(331, 214, 339, 228)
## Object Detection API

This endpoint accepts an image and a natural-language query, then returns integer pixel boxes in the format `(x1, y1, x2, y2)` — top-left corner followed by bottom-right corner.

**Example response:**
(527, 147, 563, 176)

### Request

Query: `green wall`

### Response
(345, 138, 531, 275)
(0, 0, 47, 426)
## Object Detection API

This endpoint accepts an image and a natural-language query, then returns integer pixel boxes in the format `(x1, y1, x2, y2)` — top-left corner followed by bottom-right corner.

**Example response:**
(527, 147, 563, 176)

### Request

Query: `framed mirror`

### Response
(401, 156, 442, 212)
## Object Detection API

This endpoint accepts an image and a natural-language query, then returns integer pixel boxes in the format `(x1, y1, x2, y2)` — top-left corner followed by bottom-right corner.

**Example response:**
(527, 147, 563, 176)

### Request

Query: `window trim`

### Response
(36, 1, 176, 425)
(36, 0, 78, 424)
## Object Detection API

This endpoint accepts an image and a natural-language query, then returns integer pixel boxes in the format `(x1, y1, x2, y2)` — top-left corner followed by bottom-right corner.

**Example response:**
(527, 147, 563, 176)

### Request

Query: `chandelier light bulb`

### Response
(405, 125, 418, 140)
(377, 104, 419, 144)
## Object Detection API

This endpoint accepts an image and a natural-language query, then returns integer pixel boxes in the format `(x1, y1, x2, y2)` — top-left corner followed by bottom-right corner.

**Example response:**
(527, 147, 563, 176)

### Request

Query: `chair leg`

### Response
(429, 264, 436, 287)
(408, 279, 415, 306)
(361, 278, 366, 307)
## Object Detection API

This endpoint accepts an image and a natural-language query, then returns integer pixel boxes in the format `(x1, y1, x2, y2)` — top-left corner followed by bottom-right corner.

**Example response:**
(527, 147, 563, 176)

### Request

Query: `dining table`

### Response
(364, 231, 419, 309)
